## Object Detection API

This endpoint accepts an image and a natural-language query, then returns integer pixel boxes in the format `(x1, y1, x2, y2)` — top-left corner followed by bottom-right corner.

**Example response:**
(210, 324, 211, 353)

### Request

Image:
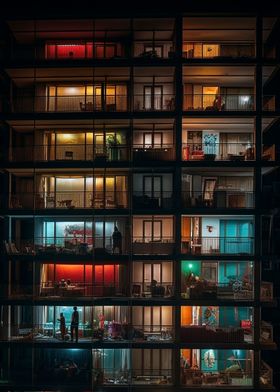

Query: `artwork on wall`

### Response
(202, 306, 219, 326)
(201, 349, 218, 371)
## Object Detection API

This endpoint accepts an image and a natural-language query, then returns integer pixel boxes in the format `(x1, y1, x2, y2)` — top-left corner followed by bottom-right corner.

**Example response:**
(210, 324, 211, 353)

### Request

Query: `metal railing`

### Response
(181, 369, 253, 386)
(133, 144, 175, 161)
(181, 236, 254, 255)
(131, 282, 174, 298)
(182, 190, 254, 208)
(182, 143, 255, 161)
(4, 236, 128, 255)
(133, 94, 175, 111)
(181, 281, 254, 300)
(183, 42, 255, 59)
(132, 237, 175, 255)
(10, 144, 130, 162)
(181, 325, 253, 343)
(39, 281, 127, 297)
(133, 191, 173, 209)
(183, 94, 255, 111)
(9, 191, 129, 209)
(12, 94, 128, 112)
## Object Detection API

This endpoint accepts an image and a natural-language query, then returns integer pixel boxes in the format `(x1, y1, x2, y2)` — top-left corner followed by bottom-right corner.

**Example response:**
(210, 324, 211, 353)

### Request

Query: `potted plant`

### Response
(106, 135, 120, 161)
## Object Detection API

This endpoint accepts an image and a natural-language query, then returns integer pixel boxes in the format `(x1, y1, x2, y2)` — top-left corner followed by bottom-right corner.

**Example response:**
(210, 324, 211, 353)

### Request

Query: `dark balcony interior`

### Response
(182, 167, 254, 209)
(133, 171, 173, 209)
(182, 118, 255, 161)
(132, 119, 175, 161)
(181, 260, 254, 300)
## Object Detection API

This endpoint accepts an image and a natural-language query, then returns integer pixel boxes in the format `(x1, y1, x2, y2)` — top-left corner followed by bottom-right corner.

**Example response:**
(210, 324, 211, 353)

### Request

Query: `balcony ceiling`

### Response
(182, 167, 254, 175)
(5, 67, 130, 85)
(183, 117, 254, 133)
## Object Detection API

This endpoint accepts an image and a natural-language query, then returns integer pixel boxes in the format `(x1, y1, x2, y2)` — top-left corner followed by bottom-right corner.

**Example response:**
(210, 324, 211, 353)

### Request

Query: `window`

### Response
(143, 220, 162, 241)
(144, 86, 163, 110)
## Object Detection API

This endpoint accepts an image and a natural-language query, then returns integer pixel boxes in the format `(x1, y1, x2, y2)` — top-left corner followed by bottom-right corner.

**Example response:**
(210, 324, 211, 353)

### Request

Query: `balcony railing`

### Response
(39, 281, 127, 298)
(132, 237, 175, 255)
(97, 369, 173, 385)
(181, 281, 254, 300)
(183, 43, 255, 59)
(12, 95, 128, 112)
(133, 192, 173, 209)
(131, 282, 174, 298)
(181, 369, 253, 386)
(182, 143, 255, 161)
(182, 191, 254, 208)
(183, 94, 255, 111)
(4, 236, 128, 256)
(181, 325, 253, 343)
(5, 323, 173, 343)
(133, 145, 175, 161)
(9, 191, 129, 209)
(10, 144, 129, 162)
(133, 94, 175, 111)
(181, 236, 254, 255)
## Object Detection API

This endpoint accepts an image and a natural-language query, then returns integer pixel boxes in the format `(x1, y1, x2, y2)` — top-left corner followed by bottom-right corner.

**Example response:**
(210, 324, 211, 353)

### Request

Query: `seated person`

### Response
(151, 280, 165, 296)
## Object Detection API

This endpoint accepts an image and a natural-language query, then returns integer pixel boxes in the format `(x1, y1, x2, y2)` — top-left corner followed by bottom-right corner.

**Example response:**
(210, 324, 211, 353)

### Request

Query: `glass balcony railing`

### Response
(183, 43, 255, 59)
(10, 144, 130, 162)
(9, 191, 129, 209)
(181, 281, 254, 301)
(133, 144, 175, 161)
(4, 323, 173, 343)
(133, 192, 173, 209)
(184, 94, 255, 111)
(132, 237, 175, 255)
(181, 368, 253, 387)
(182, 191, 254, 209)
(181, 325, 253, 344)
(182, 143, 255, 161)
(4, 236, 129, 256)
(181, 236, 254, 255)
(131, 282, 174, 298)
(133, 94, 175, 111)
(12, 95, 128, 112)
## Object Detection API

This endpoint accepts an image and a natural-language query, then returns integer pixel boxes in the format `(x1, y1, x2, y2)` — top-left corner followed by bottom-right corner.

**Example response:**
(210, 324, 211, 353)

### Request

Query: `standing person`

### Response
(57, 312, 66, 341)
(71, 306, 79, 343)
(112, 226, 122, 254)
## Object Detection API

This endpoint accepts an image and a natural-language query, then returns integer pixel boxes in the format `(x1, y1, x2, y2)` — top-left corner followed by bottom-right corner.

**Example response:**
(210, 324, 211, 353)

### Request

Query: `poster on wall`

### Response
(201, 349, 218, 372)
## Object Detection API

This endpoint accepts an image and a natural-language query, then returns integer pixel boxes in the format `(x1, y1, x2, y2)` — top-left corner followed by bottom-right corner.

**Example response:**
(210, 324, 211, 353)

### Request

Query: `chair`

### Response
(132, 284, 141, 297)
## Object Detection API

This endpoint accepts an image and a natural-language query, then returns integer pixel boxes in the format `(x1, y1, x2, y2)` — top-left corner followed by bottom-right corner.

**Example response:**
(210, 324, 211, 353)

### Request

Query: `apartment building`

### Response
(0, 11, 279, 391)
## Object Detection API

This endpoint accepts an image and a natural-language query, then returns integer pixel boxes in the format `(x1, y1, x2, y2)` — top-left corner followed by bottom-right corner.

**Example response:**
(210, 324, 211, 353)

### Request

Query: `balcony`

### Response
(181, 306, 253, 344)
(133, 192, 173, 209)
(261, 282, 274, 302)
(10, 191, 128, 210)
(260, 321, 274, 344)
(180, 349, 253, 387)
(10, 144, 130, 162)
(182, 117, 255, 161)
(184, 93, 255, 112)
(181, 260, 254, 301)
(181, 236, 254, 255)
(182, 143, 255, 161)
(182, 191, 254, 209)
(183, 17, 256, 60)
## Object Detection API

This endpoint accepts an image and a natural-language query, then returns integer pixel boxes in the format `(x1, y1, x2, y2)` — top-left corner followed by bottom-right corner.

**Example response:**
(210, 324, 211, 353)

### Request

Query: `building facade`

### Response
(0, 12, 279, 391)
